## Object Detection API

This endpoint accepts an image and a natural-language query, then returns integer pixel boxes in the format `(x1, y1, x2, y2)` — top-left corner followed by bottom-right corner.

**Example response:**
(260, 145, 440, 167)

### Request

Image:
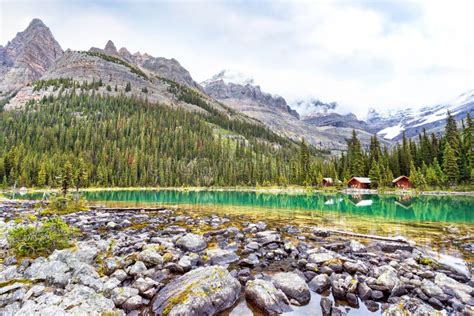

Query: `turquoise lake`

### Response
(8, 189, 474, 261)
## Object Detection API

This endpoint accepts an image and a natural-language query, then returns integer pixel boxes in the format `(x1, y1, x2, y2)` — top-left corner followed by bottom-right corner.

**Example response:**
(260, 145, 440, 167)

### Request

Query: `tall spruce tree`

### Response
(443, 143, 459, 185)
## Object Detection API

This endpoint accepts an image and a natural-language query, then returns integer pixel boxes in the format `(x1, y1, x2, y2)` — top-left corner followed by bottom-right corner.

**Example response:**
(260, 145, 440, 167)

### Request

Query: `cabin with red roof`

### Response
(347, 177, 371, 189)
(392, 175, 411, 189)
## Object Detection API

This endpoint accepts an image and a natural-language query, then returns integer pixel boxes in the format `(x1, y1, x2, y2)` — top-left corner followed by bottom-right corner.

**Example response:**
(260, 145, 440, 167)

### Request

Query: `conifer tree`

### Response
(443, 143, 459, 186)
(368, 160, 381, 188)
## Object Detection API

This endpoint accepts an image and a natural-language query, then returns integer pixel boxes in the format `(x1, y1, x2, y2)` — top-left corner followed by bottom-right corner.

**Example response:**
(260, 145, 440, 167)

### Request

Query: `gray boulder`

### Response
(309, 274, 331, 293)
(256, 231, 281, 245)
(434, 273, 473, 305)
(111, 287, 139, 306)
(420, 279, 443, 297)
(272, 272, 310, 305)
(175, 233, 207, 252)
(245, 279, 292, 314)
(207, 248, 239, 266)
(375, 265, 399, 290)
(307, 249, 337, 264)
(382, 296, 440, 315)
(138, 248, 164, 266)
(343, 260, 368, 274)
(24, 258, 70, 287)
(151, 266, 241, 315)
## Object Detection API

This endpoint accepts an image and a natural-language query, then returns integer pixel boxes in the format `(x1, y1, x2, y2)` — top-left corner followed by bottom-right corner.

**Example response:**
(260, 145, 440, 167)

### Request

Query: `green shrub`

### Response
(41, 194, 87, 215)
(7, 217, 75, 257)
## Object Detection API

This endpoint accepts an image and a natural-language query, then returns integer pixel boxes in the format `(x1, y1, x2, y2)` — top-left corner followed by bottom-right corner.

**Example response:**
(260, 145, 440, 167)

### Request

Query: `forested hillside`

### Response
(0, 79, 472, 189)
(0, 88, 325, 188)
(336, 112, 473, 188)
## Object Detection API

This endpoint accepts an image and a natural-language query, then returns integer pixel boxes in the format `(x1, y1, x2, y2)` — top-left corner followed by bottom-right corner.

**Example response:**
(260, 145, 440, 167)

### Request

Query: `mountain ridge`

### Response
(1, 18, 472, 151)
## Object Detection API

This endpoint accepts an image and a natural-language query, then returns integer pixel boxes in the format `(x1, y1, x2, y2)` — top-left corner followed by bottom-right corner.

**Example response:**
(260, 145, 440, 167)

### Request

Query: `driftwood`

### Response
(89, 206, 167, 212)
(311, 227, 410, 243)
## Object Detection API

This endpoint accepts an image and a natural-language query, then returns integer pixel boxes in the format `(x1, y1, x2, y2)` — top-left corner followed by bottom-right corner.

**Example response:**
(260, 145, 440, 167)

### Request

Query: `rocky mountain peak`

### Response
(104, 40, 118, 55)
(0, 18, 63, 90)
(26, 18, 47, 30)
(118, 47, 132, 62)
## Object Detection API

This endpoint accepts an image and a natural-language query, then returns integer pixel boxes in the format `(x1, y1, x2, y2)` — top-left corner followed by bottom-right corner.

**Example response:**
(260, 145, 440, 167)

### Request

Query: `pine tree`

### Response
(347, 130, 364, 176)
(125, 82, 131, 92)
(445, 110, 461, 155)
(37, 163, 47, 187)
(61, 161, 73, 197)
(443, 143, 459, 186)
(299, 138, 310, 185)
(368, 159, 381, 188)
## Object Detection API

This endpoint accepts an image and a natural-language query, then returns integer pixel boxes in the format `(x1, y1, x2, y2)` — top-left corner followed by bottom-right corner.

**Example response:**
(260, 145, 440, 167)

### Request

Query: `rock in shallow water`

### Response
(151, 266, 241, 315)
(245, 279, 292, 314)
(272, 272, 310, 305)
(308, 274, 330, 293)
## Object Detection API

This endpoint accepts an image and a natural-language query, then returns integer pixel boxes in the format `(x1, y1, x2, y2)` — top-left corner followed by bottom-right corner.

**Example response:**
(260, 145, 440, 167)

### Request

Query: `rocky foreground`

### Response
(0, 200, 473, 315)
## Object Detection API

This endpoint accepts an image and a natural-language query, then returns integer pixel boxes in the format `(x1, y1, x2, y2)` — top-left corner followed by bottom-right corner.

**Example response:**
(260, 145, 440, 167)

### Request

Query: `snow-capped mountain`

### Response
(201, 69, 255, 87)
(201, 70, 299, 118)
(290, 98, 338, 118)
(291, 98, 370, 131)
(372, 90, 474, 141)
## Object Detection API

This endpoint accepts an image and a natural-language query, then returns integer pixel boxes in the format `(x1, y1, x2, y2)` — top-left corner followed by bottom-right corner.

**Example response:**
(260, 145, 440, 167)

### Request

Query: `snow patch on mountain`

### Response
(201, 69, 254, 87)
(375, 90, 474, 140)
(378, 124, 404, 140)
(290, 98, 338, 118)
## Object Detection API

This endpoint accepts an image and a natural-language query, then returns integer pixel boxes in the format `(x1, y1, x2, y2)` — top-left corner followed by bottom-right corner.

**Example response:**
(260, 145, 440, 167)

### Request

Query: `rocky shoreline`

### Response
(0, 200, 473, 315)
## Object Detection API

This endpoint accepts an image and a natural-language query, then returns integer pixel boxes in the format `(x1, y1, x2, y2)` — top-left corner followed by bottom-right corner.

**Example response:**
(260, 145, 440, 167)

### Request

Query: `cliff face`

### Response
(202, 71, 299, 119)
(0, 18, 63, 91)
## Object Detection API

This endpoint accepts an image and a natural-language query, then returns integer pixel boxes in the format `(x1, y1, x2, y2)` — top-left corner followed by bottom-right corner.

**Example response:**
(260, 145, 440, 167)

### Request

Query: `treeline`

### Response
(0, 86, 472, 190)
(335, 112, 473, 189)
(0, 92, 318, 188)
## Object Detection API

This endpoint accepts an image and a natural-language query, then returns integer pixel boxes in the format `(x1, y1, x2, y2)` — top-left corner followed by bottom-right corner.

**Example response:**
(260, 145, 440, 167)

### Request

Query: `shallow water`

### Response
(9, 190, 474, 262)
(7, 189, 473, 314)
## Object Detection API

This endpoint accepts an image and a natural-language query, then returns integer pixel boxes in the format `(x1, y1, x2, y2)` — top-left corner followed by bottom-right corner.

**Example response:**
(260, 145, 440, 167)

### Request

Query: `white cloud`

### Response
(1, 0, 473, 118)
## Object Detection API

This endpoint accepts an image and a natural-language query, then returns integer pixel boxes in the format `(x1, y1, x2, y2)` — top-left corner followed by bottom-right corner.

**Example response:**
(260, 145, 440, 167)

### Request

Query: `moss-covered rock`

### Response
(151, 266, 241, 315)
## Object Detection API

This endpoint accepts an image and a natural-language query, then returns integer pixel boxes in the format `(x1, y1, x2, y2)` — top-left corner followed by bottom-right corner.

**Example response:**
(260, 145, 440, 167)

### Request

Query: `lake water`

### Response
(7, 189, 474, 315)
(9, 189, 474, 262)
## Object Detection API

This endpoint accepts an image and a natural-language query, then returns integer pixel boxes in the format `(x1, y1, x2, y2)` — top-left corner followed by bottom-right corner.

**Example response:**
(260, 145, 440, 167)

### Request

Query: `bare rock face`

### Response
(0, 18, 63, 90)
(104, 40, 118, 56)
(151, 266, 241, 315)
(87, 41, 200, 90)
(118, 47, 133, 63)
(138, 56, 200, 89)
(203, 74, 299, 119)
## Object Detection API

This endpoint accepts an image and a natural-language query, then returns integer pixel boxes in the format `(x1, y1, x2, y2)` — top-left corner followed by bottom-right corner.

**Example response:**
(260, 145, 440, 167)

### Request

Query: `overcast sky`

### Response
(1, 0, 473, 117)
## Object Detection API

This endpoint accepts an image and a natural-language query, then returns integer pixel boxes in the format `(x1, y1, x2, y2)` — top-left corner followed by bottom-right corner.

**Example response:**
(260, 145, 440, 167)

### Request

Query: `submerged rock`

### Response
(245, 279, 292, 314)
(272, 272, 310, 305)
(151, 266, 241, 315)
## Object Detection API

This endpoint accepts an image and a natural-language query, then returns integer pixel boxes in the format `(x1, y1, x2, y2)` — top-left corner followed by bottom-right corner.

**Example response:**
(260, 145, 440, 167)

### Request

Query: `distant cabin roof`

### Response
(349, 177, 371, 183)
(392, 175, 409, 183)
